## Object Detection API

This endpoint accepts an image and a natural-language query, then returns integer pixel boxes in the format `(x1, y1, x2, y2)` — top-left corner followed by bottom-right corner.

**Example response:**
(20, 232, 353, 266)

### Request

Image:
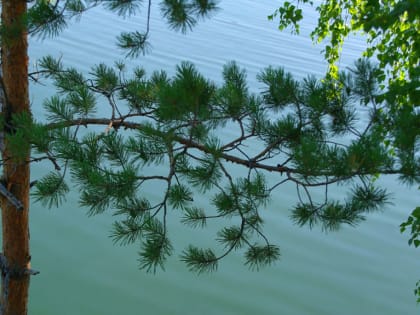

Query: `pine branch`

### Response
(23, 58, 418, 274)
(43, 117, 407, 178)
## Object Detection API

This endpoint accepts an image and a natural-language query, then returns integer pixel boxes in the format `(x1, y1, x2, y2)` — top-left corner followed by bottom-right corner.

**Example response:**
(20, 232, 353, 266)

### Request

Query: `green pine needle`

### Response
(181, 246, 218, 274)
(244, 244, 280, 271)
(32, 172, 69, 209)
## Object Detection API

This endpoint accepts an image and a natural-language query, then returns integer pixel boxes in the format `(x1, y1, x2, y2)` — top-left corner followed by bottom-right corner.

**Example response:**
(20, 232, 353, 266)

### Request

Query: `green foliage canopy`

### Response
(271, 0, 420, 301)
(1, 0, 418, 279)
(18, 56, 416, 273)
(270, 0, 419, 106)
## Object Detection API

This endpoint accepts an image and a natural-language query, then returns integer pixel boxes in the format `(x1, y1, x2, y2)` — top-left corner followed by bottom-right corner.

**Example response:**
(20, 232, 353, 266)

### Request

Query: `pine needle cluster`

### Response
(8, 56, 415, 273)
(22, 1, 218, 56)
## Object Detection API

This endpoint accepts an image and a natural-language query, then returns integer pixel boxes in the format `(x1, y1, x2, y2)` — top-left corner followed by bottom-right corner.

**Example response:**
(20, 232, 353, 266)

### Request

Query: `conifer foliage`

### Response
(271, 0, 419, 301)
(0, 0, 218, 314)
(28, 56, 417, 272)
(0, 0, 418, 313)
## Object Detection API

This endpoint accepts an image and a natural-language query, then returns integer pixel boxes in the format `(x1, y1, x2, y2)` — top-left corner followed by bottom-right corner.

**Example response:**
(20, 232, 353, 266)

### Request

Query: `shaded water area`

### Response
(12, 1, 420, 314)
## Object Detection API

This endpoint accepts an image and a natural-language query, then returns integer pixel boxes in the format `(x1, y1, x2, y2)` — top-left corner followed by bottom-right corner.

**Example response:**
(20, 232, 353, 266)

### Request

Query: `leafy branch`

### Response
(10, 56, 417, 273)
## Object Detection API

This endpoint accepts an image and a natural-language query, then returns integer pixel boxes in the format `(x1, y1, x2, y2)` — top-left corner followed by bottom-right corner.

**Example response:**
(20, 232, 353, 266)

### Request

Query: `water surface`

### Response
(22, 1, 420, 314)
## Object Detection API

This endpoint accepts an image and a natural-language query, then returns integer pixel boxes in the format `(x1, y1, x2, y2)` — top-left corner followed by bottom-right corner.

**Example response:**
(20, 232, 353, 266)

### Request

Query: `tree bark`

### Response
(0, 1, 31, 314)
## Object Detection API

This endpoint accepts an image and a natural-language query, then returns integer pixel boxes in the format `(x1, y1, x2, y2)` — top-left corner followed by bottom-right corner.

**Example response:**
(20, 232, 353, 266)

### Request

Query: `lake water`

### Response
(22, 1, 419, 314)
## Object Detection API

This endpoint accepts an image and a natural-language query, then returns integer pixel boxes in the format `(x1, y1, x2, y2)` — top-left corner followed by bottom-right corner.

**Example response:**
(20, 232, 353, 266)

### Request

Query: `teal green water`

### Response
(18, 1, 420, 314)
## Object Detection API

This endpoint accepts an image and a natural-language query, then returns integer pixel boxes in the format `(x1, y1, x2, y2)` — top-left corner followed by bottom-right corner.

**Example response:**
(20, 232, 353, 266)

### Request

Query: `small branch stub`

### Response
(0, 183, 24, 211)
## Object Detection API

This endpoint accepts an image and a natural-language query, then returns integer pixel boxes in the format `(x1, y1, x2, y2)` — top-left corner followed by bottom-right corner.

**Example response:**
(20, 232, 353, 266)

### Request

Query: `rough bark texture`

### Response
(1, 1, 31, 314)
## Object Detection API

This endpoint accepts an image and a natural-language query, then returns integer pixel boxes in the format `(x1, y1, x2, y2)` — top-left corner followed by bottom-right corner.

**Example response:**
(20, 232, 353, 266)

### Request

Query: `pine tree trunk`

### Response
(0, 1, 31, 314)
